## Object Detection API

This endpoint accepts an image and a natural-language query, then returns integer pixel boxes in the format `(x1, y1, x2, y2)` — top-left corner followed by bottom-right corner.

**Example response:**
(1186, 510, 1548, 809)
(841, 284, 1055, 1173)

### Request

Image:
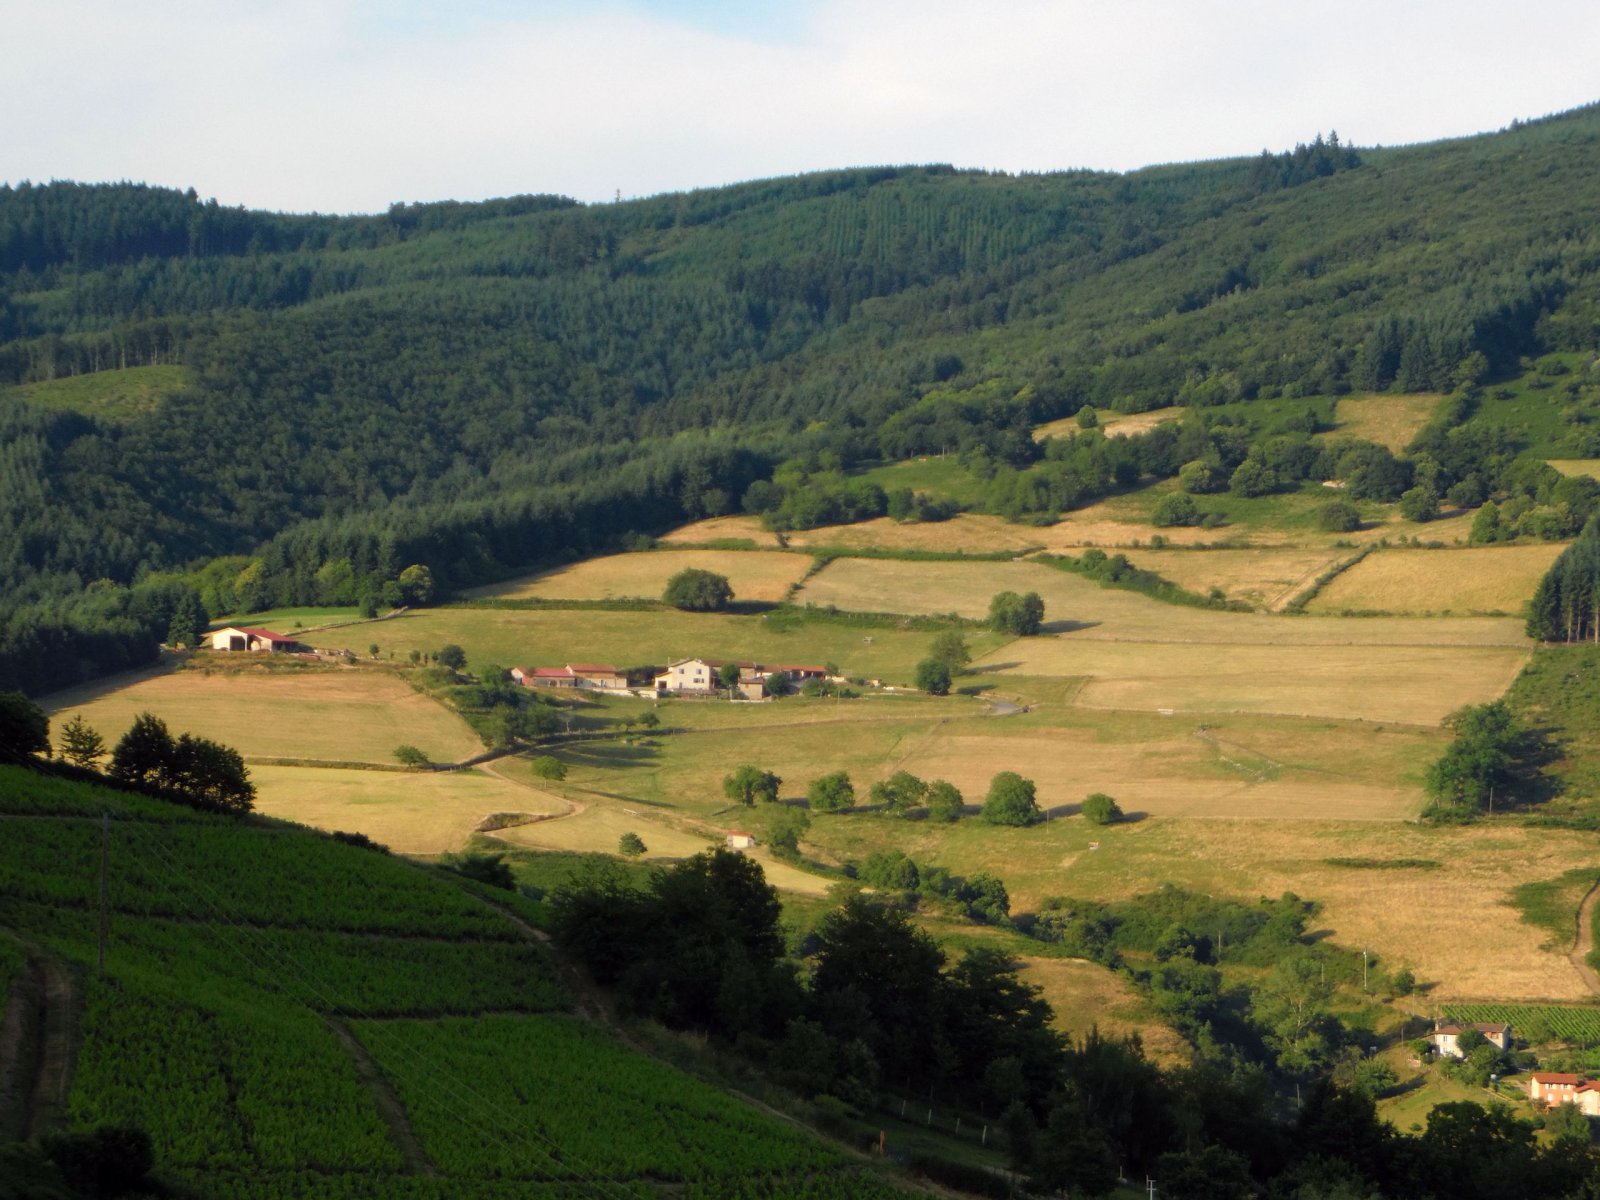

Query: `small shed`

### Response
(725, 832, 757, 851)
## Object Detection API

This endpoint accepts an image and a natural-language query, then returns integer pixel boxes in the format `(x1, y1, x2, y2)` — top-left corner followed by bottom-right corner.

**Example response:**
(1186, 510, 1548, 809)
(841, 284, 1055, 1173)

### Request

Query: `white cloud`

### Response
(3, 0, 1597, 213)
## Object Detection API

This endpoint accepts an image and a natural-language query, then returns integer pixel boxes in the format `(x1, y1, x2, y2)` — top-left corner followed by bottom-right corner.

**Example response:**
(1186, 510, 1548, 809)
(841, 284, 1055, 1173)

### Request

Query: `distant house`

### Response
(568, 663, 628, 691)
(655, 658, 719, 695)
(1529, 1073, 1600, 1115)
(725, 831, 757, 851)
(209, 627, 299, 653)
(780, 664, 829, 684)
(1429, 1022, 1513, 1059)
(515, 666, 577, 688)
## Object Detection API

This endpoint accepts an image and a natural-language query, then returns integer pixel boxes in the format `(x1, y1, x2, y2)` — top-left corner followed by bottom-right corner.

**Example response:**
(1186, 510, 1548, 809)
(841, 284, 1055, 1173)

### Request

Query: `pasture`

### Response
(1017, 957, 1191, 1064)
(0, 364, 189, 422)
(797, 807, 1600, 1003)
(1549, 459, 1600, 480)
(1305, 544, 1565, 616)
(367, 604, 1007, 682)
(1033, 406, 1184, 442)
(43, 666, 483, 765)
(658, 514, 784, 546)
(250, 764, 569, 854)
(1116, 545, 1350, 609)
(466, 548, 814, 604)
(1329, 392, 1443, 453)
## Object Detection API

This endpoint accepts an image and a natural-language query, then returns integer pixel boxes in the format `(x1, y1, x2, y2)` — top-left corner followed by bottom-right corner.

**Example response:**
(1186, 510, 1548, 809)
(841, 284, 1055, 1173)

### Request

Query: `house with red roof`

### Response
(512, 666, 577, 688)
(567, 663, 628, 691)
(1530, 1072, 1600, 1115)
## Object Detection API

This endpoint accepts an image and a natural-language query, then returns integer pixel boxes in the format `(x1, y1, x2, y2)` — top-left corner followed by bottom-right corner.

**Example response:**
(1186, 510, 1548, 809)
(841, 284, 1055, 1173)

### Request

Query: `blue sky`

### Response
(5, 0, 1599, 214)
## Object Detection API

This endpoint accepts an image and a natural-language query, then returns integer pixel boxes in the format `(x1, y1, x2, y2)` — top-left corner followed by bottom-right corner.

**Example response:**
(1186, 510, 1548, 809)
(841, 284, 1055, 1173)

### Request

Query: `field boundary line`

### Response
(1569, 879, 1600, 997)
(25, 955, 79, 1140)
(323, 1015, 441, 1176)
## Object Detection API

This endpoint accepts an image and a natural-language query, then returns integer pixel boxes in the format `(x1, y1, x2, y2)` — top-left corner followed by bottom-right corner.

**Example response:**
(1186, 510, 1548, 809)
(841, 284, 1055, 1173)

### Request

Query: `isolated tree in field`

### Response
(724, 763, 781, 805)
(0, 691, 50, 762)
(663, 568, 734, 612)
(927, 780, 965, 822)
(989, 591, 1045, 636)
(58, 714, 106, 769)
(638, 711, 660, 730)
(393, 744, 430, 769)
(764, 805, 810, 857)
(109, 713, 175, 786)
(437, 644, 467, 671)
(1318, 499, 1361, 532)
(926, 629, 971, 672)
(869, 770, 929, 815)
(981, 771, 1041, 826)
(807, 771, 856, 813)
(1081, 793, 1123, 825)
(1424, 700, 1522, 819)
(618, 831, 647, 857)
(914, 657, 951, 695)
(1151, 492, 1200, 527)
(530, 755, 567, 781)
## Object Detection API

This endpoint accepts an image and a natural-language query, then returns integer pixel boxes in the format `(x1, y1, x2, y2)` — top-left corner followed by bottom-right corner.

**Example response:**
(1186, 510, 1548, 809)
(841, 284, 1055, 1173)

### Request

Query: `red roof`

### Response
(531, 666, 575, 678)
(726, 831, 754, 839)
(239, 628, 296, 642)
(1533, 1073, 1583, 1085)
(780, 664, 828, 675)
(567, 663, 621, 674)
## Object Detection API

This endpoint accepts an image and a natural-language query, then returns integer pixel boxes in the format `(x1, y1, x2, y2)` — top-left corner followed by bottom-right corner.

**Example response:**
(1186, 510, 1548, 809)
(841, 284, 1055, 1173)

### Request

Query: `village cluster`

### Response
(1427, 1021, 1600, 1114)
(510, 657, 836, 701)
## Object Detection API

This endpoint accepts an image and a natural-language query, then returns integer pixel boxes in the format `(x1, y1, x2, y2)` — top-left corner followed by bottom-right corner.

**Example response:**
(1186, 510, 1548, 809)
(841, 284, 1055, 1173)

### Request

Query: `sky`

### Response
(4, 0, 1599, 215)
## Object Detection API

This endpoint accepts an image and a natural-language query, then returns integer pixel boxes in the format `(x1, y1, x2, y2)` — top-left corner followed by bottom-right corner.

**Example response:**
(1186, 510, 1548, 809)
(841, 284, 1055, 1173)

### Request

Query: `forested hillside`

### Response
(4, 105, 1600, 692)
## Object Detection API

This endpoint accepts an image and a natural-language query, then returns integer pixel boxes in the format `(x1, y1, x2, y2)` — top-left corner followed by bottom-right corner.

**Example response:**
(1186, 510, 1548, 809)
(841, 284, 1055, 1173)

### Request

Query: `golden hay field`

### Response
(985, 642, 1529, 725)
(466, 548, 814, 604)
(1549, 459, 1600, 480)
(786, 514, 1049, 555)
(799, 557, 1529, 647)
(657, 515, 784, 546)
(43, 667, 483, 765)
(1119, 546, 1349, 608)
(1017, 957, 1191, 1064)
(1330, 393, 1444, 453)
(250, 764, 567, 854)
(1306, 544, 1566, 615)
(1033, 406, 1183, 442)
(803, 813, 1600, 1002)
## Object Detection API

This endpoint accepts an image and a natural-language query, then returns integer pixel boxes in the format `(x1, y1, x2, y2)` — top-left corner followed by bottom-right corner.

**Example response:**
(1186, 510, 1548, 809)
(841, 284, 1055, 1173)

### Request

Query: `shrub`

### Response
(981, 772, 1041, 826)
(618, 831, 647, 856)
(663, 568, 734, 612)
(1081, 793, 1123, 825)
(915, 658, 952, 695)
(1151, 493, 1200, 527)
(1318, 500, 1361, 532)
(989, 591, 1045, 636)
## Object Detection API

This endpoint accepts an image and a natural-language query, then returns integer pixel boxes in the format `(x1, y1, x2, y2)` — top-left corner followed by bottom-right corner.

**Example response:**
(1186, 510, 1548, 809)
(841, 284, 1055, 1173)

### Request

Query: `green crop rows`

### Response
(2, 768, 907, 1198)
(1445, 1004, 1600, 1043)
(357, 1014, 848, 1183)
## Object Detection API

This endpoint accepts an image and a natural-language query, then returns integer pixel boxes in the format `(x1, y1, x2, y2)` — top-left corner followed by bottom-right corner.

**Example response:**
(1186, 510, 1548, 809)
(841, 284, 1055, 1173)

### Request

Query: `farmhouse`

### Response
(654, 658, 719, 695)
(208, 627, 299, 653)
(567, 663, 628, 691)
(725, 831, 757, 851)
(1428, 1021, 1513, 1059)
(513, 666, 577, 689)
(1529, 1073, 1600, 1115)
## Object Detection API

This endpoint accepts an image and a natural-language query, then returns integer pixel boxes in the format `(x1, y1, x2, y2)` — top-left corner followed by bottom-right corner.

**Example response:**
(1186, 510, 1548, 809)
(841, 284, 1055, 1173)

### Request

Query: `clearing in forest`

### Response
(43, 668, 482, 766)
(249, 764, 568, 854)
(657, 515, 784, 547)
(1549, 460, 1600, 480)
(467, 548, 813, 604)
(1017, 957, 1191, 1065)
(1329, 392, 1444, 454)
(1305, 544, 1566, 616)
(1032, 406, 1184, 442)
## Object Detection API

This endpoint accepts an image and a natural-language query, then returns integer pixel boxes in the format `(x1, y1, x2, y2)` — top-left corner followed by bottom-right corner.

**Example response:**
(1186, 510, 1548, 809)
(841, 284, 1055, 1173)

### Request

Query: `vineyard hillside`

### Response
(0, 766, 917, 1200)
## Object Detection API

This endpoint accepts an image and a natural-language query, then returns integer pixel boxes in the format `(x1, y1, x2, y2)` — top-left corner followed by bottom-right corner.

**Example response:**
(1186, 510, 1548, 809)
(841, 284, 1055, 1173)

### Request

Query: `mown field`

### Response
(1305, 544, 1564, 616)
(0, 766, 918, 1199)
(466, 548, 815, 604)
(250, 765, 570, 855)
(1328, 392, 1443, 453)
(42, 666, 484, 766)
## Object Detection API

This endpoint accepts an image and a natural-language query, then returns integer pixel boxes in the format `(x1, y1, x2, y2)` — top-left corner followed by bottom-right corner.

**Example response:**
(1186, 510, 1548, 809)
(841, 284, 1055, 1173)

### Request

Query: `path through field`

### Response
(22, 955, 79, 1140)
(325, 1016, 440, 1176)
(1570, 880, 1600, 997)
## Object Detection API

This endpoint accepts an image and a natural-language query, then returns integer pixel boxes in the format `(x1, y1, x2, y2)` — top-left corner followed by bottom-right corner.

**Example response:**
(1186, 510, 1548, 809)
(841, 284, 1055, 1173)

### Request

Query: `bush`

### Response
(1318, 499, 1361, 532)
(437, 644, 467, 670)
(618, 831, 647, 856)
(981, 771, 1041, 826)
(914, 658, 952, 695)
(441, 851, 516, 891)
(1081, 793, 1123, 825)
(1151, 493, 1200, 527)
(0, 691, 51, 762)
(663, 568, 734, 612)
(808, 771, 856, 813)
(393, 744, 430, 768)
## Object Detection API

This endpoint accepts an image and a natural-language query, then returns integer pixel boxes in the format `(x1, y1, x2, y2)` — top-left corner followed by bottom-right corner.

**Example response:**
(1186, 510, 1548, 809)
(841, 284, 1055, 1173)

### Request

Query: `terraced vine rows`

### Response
(0, 766, 918, 1198)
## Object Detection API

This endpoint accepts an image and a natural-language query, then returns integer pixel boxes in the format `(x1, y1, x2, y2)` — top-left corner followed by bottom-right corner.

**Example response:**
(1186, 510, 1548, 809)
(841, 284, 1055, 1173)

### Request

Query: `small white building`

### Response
(655, 658, 719, 695)
(568, 663, 629, 691)
(209, 627, 298, 653)
(725, 831, 757, 851)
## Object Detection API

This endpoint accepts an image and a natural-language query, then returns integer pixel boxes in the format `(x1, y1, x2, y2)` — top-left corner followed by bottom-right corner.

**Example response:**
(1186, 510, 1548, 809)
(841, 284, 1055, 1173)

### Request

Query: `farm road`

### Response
(0, 951, 82, 1142)
(325, 1016, 440, 1176)
(1570, 880, 1600, 997)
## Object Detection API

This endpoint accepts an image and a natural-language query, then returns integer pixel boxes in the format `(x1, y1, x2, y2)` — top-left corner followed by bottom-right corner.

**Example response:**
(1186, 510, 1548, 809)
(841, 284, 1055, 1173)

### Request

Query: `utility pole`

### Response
(97, 811, 110, 974)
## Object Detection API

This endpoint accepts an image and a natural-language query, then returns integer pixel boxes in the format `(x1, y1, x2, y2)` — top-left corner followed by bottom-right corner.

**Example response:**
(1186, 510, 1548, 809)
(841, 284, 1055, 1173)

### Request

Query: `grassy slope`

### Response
(0, 365, 190, 421)
(0, 765, 919, 1198)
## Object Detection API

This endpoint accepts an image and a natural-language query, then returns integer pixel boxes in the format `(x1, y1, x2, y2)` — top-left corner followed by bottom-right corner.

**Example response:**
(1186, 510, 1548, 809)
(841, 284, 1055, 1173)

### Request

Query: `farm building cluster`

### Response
(1426, 1021, 1513, 1059)
(512, 658, 832, 701)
